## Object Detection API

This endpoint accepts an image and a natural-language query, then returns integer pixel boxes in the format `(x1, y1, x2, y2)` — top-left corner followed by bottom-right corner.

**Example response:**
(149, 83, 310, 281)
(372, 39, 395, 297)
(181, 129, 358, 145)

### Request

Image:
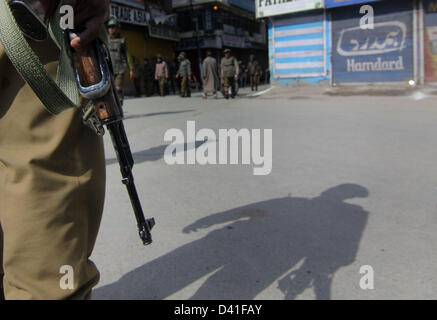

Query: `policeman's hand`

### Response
(188, 76, 192, 81)
(130, 71, 134, 80)
(62, 0, 110, 51)
(175, 74, 179, 79)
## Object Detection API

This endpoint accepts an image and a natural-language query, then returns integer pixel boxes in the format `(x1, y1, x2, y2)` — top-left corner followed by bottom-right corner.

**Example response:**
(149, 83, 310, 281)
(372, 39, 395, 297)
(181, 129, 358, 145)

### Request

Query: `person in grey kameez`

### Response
(202, 51, 219, 99)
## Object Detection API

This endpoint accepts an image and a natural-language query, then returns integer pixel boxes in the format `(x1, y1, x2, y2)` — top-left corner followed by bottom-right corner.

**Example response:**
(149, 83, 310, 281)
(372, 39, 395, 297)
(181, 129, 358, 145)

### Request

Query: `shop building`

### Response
(109, 0, 179, 93)
(262, 0, 436, 87)
(144, 0, 179, 60)
(109, 0, 149, 65)
(328, 0, 415, 86)
(260, 0, 330, 86)
(173, 0, 268, 81)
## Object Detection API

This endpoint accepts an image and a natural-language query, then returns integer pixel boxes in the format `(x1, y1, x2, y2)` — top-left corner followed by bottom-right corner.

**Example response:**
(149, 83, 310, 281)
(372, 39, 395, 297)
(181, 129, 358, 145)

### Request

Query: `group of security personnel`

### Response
(107, 18, 193, 99)
(106, 16, 262, 101)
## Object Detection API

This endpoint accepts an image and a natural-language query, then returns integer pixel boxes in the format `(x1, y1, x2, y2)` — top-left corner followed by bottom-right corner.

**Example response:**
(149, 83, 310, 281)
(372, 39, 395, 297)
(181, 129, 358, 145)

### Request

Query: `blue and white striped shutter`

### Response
(272, 13, 327, 79)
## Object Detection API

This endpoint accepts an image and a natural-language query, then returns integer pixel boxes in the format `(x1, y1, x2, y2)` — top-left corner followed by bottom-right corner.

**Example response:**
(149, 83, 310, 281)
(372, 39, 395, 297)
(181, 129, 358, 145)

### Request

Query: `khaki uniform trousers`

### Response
(250, 74, 260, 91)
(223, 76, 236, 97)
(0, 38, 105, 299)
(180, 76, 190, 97)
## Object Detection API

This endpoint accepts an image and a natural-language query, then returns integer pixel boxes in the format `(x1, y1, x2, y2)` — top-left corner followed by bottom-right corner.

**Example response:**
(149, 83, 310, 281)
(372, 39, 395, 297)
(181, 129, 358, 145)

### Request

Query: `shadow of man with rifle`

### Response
(94, 183, 369, 300)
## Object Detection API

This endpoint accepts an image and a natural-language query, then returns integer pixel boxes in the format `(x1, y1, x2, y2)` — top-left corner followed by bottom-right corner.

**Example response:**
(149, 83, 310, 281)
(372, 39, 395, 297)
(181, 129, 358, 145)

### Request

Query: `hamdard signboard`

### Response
(256, 0, 323, 18)
(331, 0, 414, 84)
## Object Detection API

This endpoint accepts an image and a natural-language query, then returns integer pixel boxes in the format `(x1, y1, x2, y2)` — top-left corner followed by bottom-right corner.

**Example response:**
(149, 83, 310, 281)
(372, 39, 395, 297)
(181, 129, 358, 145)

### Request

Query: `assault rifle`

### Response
(65, 30, 155, 245)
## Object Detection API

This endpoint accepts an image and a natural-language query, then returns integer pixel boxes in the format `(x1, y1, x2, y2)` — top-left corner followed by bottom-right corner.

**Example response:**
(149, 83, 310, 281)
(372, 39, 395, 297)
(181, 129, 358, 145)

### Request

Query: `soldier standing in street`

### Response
(107, 17, 134, 105)
(176, 52, 192, 98)
(142, 58, 154, 97)
(220, 48, 239, 99)
(246, 54, 262, 92)
(201, 51, 219, 99)
(154, 54, 168, 97)
(0, 0, 108, 299)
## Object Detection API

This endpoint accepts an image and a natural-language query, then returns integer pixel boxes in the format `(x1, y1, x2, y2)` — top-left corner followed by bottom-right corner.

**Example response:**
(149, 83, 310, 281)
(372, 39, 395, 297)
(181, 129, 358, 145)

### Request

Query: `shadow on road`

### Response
(106, 140, 207, 166)
(94, 183, 369, 300)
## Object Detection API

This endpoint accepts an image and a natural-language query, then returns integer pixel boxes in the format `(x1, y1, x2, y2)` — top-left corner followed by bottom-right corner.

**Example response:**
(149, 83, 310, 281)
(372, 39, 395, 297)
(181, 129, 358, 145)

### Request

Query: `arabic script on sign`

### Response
(337, 21, 407, 56)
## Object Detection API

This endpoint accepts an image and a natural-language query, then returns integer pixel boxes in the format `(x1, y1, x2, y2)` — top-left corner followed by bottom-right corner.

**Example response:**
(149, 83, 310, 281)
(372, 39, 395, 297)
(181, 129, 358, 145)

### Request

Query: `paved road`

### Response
(92, 85, 437, 300)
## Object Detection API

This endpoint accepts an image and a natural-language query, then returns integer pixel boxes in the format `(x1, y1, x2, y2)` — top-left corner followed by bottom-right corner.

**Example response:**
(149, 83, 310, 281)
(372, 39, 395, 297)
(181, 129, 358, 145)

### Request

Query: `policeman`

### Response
(0, 0, 107, 299)
(246, 54, 262, 92)
(176, 52, 192, 98)
(107, 17, 134, 105)
(220, 48, 239, 99)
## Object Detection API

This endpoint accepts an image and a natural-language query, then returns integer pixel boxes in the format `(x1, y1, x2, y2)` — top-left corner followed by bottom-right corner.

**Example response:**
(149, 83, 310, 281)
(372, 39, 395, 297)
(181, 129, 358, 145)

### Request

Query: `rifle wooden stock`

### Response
(75, 47, 121, 122)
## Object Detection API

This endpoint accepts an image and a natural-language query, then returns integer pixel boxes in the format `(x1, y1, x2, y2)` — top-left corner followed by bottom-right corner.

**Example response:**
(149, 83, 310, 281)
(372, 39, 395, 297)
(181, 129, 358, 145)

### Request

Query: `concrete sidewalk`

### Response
(245, 84, 437, 101)
(325, 84, 437, 97)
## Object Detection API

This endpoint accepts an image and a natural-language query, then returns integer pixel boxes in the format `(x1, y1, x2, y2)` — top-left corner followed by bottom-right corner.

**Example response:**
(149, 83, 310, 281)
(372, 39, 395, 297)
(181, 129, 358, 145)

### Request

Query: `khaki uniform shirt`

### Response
(220, 56, 239, 78)
(247, 60, 261, 76)
(177, 59, 192, 77)
(109, 34, 133, 75)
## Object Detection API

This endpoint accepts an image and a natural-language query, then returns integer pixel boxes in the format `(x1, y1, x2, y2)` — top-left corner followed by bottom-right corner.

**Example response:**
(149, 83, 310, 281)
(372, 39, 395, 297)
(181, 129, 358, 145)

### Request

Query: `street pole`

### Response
(190, 0, 203, 87)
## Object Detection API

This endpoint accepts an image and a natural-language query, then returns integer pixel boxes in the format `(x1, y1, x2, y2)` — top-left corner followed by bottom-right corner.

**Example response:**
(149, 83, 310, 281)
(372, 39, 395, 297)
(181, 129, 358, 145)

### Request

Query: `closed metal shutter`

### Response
(271, 12, 327, 80)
